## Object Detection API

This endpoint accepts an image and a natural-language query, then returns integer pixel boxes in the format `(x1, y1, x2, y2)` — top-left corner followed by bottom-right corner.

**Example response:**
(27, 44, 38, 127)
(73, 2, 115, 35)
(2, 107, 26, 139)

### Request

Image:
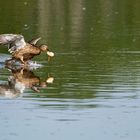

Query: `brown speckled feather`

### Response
(13, 43, 41, 61)
(0, 34, 52, 64)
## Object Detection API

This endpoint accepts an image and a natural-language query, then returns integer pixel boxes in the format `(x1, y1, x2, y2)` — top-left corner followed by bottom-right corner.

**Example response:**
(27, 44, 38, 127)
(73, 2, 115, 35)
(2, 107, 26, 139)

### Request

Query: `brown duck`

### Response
(0, 34, 54, 65)
(0, 65, 54, 98)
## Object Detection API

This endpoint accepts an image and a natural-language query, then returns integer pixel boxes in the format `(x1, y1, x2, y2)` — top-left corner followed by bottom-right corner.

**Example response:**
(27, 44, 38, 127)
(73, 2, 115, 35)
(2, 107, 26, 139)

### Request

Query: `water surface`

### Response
(0, 0, 140, 140)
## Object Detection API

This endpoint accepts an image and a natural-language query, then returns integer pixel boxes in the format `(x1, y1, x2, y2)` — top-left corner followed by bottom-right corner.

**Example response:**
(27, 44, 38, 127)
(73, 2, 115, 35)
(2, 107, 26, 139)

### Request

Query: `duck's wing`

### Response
(28, 37, 41, 45)
(0, 34, 26, 53)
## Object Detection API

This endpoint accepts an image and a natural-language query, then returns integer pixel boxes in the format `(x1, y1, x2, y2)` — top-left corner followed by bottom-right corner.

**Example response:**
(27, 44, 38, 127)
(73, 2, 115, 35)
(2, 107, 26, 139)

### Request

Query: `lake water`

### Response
(0, 0, 140, 140)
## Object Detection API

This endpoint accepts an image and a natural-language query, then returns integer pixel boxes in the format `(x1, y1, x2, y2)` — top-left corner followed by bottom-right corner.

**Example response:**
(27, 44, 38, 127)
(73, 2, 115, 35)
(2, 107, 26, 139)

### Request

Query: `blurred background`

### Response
(0, 0, 140, 140)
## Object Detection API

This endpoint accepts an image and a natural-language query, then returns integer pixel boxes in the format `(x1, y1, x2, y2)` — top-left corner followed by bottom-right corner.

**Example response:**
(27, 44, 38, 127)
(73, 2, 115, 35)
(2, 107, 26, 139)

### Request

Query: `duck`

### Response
(0, 34, 54, 65)
(0, 65, 54, 98)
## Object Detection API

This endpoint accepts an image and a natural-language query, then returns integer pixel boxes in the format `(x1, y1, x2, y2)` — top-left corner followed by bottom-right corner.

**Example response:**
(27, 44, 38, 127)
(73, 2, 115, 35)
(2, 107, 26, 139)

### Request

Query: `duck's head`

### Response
(40, 45, 54, 57)
(40, 45, 49, 52)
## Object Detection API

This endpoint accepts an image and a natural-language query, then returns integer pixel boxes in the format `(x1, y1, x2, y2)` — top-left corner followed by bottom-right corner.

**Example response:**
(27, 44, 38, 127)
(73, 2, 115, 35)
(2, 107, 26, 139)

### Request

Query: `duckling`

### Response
(0, 34, 54, 65)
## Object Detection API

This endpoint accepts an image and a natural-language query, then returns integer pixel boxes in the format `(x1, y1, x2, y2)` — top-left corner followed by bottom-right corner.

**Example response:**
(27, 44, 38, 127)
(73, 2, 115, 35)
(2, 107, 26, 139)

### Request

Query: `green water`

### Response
(0, 0, 140, 140)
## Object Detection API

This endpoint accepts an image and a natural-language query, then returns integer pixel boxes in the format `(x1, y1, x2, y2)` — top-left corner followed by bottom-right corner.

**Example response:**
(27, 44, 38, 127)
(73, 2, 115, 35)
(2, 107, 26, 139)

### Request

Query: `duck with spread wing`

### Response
(0, 34, 54, 65)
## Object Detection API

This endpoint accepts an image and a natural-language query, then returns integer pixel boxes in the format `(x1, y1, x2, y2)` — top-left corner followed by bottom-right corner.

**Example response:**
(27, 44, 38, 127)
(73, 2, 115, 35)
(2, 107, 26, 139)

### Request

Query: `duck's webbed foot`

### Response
(24, 60, 31, 66)
(19, 56, 26, 65)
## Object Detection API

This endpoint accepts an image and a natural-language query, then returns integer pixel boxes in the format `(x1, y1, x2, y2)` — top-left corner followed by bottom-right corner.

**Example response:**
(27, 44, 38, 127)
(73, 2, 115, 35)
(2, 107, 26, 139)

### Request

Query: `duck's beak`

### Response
(46, 49, 54, 61)
(46, 77, 54, 83)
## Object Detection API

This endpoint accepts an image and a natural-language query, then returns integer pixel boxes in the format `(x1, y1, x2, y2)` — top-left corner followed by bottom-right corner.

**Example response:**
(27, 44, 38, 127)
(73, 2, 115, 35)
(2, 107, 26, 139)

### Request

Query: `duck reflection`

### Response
(0, 65, 54, 98)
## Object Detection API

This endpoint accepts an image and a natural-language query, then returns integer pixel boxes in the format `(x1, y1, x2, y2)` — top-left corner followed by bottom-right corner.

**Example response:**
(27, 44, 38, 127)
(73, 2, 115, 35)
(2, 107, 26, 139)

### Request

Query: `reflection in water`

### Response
(0, 65, 54, 98)
(0, 1, 140, 140)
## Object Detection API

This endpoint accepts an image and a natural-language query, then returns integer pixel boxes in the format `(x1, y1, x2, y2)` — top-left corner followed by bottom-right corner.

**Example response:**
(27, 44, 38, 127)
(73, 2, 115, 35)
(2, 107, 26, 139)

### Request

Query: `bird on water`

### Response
(0, 34, 54, 65)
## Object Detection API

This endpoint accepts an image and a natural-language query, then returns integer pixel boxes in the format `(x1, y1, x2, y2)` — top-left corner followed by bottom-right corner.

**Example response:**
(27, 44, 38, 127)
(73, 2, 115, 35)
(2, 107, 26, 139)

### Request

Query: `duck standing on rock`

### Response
(0, 34, 54, 65)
